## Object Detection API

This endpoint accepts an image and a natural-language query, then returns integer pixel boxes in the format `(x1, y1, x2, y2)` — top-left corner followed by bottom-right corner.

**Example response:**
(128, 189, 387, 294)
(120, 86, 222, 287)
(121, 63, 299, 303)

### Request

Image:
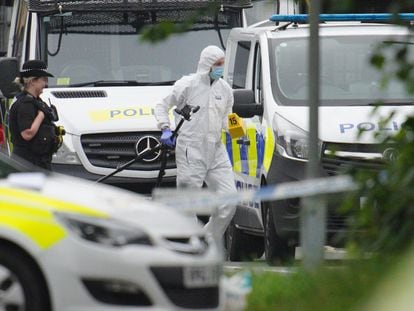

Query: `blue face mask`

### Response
(209, 66, 224, 80)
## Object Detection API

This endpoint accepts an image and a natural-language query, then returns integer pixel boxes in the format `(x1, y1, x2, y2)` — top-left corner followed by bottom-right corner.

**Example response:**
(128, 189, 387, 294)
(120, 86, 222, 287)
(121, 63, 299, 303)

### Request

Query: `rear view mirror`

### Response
(232, 89, 263, 118)
(0, 58, 19, 98)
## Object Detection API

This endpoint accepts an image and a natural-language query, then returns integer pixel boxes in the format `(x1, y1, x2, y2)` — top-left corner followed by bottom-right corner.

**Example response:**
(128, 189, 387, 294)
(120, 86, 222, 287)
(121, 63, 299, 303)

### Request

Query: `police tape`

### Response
(152, 175, 358, 214)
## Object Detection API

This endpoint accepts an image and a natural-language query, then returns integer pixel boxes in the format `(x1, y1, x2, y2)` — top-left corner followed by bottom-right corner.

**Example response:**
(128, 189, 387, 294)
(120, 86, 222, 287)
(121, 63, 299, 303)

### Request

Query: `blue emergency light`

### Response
(269, 13, 414, 23)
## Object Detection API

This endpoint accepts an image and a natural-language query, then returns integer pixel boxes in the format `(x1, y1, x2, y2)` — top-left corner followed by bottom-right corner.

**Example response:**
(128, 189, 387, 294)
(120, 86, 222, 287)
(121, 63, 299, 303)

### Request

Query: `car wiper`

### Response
(68, 80, 176, 87)
(383, 40, 414, 46)
(368, 101, 414, 106)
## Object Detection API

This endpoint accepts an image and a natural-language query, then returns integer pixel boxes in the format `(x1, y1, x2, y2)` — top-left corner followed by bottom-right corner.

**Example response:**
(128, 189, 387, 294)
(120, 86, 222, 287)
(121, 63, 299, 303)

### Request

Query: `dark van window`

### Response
(232, 41, 251, 89)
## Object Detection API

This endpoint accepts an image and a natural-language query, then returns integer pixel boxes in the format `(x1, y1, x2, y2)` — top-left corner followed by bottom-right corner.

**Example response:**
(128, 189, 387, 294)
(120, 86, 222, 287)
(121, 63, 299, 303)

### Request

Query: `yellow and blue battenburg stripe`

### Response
(223, 124, 274, 178)
(0, 187, 107, 249)
(263, 126, 275, 172)
(2, 98, 13, 146)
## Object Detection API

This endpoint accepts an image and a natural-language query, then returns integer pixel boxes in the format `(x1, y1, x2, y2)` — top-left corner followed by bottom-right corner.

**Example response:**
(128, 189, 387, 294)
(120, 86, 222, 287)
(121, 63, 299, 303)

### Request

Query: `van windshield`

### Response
(270, 35, 414, 106)
(41, 10, 240, 87)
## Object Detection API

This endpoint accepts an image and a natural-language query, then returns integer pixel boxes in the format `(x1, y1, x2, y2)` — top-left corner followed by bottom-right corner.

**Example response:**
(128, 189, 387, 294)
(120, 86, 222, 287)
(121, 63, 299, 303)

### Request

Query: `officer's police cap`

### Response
(20, 60, 54, 78)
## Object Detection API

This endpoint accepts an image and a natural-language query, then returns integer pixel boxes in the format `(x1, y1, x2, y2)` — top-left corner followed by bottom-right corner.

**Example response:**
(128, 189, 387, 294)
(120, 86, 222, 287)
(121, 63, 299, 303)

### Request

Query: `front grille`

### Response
(150, 267, 219, 309)
(82, 279, 152, 306)
(327, 214, 347, 230)
(81, 132, 176, 171)
(164, 236, 209, 255)
(322, 142, 386, 176)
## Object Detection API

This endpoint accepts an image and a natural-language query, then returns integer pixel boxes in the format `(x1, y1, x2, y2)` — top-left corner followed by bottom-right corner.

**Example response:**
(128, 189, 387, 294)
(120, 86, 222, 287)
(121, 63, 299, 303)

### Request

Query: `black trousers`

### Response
(12, 145, 52, 170)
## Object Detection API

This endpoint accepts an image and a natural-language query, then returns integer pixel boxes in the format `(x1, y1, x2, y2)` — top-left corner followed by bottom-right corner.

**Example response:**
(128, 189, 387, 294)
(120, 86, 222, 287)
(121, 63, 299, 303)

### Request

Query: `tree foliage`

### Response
(342, 11, 414, 257)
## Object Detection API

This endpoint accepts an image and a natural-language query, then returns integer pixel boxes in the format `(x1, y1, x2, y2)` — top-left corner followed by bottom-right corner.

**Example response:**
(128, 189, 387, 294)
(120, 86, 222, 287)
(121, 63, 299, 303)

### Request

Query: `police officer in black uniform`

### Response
(9, 60, 61, 170)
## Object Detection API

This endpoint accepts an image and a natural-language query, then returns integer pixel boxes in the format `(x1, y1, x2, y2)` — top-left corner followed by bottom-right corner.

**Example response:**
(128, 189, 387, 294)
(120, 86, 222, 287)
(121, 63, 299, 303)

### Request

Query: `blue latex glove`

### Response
(160, 128, 176, 147)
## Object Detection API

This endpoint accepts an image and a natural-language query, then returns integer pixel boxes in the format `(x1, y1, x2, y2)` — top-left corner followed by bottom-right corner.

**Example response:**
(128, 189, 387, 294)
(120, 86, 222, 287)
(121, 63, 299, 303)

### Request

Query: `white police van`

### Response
(223, 13, 414, 264)
(0, 0, 252, 190)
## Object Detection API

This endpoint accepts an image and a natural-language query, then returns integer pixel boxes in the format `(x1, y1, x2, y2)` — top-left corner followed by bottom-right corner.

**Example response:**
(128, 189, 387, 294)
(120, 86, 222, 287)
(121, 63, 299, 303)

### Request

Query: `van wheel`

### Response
(225, 221, 264, 261)
(263, 202, 295, 265)
(0, 245, 50, 311)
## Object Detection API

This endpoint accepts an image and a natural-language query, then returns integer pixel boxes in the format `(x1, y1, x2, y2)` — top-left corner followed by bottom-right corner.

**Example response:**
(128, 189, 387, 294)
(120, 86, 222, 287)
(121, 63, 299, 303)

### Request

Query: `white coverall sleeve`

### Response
(222, 85, 234, 131)
(154, 80, 188, 129)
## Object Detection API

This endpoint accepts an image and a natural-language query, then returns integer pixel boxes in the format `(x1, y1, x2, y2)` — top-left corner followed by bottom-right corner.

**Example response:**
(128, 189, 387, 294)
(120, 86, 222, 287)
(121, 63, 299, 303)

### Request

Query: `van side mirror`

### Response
(232, 89, 263, 118)
(0, 57, 19, 98)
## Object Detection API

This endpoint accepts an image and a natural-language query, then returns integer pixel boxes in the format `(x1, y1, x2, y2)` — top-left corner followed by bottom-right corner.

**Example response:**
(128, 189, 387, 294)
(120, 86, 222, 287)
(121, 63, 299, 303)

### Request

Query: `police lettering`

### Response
(109, 108, 155, 119)
(339, 121, 399, 133)
(235, 180, 260, 209)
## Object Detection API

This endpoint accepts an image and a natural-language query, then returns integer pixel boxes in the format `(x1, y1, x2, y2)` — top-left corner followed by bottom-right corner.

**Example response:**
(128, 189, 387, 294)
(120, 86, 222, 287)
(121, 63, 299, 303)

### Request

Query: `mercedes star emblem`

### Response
(135, 136, 161, 162)
(382, 147, 398, 162)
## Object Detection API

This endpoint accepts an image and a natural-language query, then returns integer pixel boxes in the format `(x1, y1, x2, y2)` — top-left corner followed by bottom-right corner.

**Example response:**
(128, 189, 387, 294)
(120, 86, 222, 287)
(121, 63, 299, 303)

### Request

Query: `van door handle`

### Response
(236, 138, 250, 146)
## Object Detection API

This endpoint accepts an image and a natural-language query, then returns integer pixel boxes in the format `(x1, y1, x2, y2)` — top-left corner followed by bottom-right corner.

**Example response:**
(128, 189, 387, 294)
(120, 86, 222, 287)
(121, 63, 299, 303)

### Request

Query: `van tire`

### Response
(263, 202, 295, 265)
(0, 244, 50, 311)
(225, 221, 263, 261)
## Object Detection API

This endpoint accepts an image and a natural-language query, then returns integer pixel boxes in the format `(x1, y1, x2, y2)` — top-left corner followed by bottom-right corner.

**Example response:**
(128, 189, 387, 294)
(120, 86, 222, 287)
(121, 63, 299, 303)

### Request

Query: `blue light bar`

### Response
(269, 13, 414, 23)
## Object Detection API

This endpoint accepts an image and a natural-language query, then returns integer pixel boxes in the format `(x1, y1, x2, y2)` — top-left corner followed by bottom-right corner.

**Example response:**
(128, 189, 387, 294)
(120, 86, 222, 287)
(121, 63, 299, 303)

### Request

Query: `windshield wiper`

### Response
(383, 40, 414, 45)
(368, 101, 414, 106)
(68, 80, 176, 87)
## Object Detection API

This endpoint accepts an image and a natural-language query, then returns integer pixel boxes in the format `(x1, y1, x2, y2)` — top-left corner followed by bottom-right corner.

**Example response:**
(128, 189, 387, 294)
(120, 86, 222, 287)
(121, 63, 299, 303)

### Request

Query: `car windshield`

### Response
(270, 34, 414, 106)
(41, 10, 240, 87)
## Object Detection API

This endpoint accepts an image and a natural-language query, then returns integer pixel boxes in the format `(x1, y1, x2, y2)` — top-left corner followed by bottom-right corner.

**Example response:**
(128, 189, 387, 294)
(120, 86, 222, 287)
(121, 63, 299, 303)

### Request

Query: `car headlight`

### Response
(52, 135, 81, 165)
(273, 113, 321, 160)
(55, 212, 153, 247)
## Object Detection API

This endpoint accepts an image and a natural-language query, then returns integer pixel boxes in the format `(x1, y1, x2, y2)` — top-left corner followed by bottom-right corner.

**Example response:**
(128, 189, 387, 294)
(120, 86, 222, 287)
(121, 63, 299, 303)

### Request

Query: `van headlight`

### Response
(55, 212, 153, 247)
(52, 135, 81, 165)
(273, 113, 320, 160)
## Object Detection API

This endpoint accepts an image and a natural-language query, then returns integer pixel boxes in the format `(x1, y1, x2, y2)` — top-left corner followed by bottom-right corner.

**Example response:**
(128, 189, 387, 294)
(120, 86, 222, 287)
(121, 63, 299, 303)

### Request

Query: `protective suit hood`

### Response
(196, 45, 225, 74)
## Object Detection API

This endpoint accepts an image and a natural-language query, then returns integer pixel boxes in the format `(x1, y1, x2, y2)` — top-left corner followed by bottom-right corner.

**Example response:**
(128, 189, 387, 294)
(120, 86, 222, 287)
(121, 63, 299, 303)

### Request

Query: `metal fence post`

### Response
(300, 0, 327, 271)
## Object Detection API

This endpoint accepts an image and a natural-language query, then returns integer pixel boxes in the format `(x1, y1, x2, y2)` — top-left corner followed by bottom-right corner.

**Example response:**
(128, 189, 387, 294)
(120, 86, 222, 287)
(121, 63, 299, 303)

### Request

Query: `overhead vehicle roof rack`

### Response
(269, 13, 414, 23)
(27, 0, 252, 13)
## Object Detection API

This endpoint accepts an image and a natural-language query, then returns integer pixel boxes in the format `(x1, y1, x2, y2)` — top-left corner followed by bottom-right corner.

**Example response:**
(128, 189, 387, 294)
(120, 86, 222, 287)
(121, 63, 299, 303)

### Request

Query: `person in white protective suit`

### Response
(154, 45, 236, 240)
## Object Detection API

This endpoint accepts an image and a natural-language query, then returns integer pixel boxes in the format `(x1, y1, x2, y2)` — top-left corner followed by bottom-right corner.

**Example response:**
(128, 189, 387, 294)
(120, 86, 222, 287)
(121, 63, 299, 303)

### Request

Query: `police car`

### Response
(223, 13, 414, 264)
(0, 153, 222, 310)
